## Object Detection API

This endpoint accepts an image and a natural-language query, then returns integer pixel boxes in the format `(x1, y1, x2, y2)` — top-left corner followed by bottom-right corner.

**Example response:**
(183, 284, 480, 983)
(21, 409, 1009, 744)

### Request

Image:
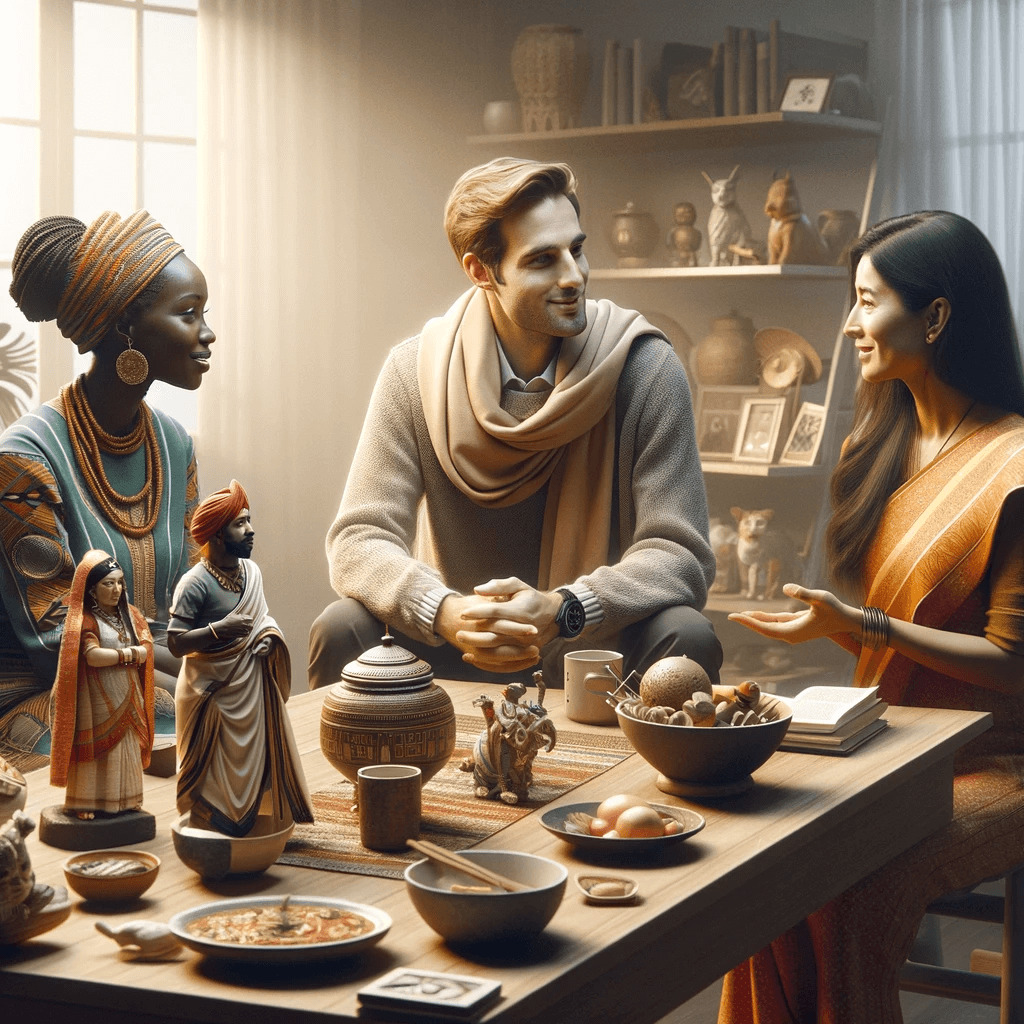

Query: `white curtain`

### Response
(874, 0, 1024, 327)
(196, 0, 362, 682)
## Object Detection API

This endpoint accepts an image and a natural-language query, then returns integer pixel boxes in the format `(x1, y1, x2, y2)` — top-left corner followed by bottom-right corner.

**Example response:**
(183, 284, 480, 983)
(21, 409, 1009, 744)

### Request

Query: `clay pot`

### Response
(817, 209, 860, 265)
(606, 202, 660, 268)
(511, 24, 590, 132)
(319, 634, 457, 785)
(695, 312, 759, 386)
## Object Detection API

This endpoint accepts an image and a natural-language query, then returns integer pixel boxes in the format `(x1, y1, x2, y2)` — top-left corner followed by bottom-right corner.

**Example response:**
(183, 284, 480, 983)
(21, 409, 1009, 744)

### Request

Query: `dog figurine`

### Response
(764, 172, 829, 266)
(731, 506, 799, 600)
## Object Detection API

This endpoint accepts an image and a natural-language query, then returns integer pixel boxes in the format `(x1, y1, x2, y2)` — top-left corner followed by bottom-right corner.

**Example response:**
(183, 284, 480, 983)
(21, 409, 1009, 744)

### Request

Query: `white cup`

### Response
(564, 650, 623, 725)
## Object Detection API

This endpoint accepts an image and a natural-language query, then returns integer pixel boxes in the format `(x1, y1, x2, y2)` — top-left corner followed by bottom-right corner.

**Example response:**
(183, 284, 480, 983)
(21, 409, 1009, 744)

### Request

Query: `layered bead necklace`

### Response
(202, 557, 244, 594)
(62, 375, 164, 538)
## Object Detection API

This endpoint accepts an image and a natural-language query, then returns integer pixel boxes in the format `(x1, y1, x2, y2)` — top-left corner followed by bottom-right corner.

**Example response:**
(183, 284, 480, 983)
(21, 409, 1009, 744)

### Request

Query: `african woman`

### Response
(719, 211, 1024, 1023)
(0, 211, 214, 771)
(50, 550, 154, 818)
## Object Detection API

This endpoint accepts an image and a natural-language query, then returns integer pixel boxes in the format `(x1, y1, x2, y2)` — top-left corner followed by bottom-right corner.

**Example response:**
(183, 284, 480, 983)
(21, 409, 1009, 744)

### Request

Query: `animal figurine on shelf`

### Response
(709, 518, 740, 594)
(95, 919, 183, 960)
(0, 811, 71, 944)
(764, 171, 830, 266)
(701, 165, 752, 266)
(731, 506, 801, 601)
(460, 674, 557, 805)
(666, 201, 702, 267)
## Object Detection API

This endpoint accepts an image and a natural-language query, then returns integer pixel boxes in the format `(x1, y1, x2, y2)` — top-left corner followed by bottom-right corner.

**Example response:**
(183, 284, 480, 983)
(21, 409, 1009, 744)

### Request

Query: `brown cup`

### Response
(357, 764, 422, 851)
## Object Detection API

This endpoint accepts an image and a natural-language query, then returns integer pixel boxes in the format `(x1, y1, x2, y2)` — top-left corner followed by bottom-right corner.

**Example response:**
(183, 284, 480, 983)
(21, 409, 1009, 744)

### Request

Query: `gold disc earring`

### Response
(116, 332, 150, 386)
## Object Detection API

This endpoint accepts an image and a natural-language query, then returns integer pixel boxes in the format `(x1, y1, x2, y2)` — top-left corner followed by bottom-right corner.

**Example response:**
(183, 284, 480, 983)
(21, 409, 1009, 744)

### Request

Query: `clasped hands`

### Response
(728, 582, 861, 645)
(437, 576, 563, 673)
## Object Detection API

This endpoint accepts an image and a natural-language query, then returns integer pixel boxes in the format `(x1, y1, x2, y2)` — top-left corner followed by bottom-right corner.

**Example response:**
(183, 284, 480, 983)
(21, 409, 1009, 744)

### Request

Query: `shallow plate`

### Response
(540, 802, 705, 852)
(168, 895, 391, 964)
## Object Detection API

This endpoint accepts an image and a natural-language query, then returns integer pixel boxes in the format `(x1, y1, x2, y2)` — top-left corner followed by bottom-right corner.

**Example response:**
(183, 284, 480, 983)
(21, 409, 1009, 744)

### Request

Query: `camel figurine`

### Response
(459, 673, 557, 804)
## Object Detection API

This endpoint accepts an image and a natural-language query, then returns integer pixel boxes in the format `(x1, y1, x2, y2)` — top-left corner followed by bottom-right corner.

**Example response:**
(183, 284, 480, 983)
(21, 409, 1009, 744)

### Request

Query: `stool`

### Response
(899, 863, 1024, 1023)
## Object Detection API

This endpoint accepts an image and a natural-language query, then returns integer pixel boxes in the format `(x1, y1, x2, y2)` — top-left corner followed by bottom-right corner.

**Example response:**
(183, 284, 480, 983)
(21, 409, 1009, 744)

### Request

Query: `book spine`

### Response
(722, 26, 737, 117)
(756, 41, 769, 113)
(632, 38, 642, 124)
(737, 28, 754, 116)
(602, 40, 618, 126)
(616, 44, 631, 125)
(769, 19, 780, 111)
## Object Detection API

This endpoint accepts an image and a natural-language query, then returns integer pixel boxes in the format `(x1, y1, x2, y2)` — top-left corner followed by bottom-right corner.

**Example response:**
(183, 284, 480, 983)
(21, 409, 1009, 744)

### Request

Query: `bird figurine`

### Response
(95, 919, 183, 960)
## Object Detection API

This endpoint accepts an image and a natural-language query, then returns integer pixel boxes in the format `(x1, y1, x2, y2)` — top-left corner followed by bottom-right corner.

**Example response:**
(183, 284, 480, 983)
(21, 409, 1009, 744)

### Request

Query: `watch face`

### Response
(561, 599, 585, 637)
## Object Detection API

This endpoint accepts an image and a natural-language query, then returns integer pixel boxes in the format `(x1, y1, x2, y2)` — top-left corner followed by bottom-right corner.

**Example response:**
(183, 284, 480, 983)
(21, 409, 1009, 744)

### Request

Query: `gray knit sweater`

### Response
(326, 332, 714, 657)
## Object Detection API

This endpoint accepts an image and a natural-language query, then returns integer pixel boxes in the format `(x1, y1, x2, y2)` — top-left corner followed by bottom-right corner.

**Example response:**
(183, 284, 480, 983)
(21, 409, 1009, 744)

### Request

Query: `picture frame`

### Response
(694, 386, 758, 460)
(733, 396, 788, 463)
(779, 401, 826, 466)
(778, 73, 835, 114)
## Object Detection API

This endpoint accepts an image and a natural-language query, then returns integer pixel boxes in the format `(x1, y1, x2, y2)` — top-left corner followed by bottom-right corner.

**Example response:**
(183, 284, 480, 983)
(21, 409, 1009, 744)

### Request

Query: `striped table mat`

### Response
(279, 714, 633, 879)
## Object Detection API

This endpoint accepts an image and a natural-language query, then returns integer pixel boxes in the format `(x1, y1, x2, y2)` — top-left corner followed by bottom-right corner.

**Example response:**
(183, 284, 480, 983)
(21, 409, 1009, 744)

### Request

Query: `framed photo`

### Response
(779, 74, 835, 114)
(779, 401, 826, 465)
(734, 397, 787, 463)
(695, 386, 758, 460)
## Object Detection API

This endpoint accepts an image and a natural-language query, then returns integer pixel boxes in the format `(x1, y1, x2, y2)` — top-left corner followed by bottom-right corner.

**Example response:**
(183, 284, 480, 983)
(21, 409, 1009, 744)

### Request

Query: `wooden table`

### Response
(1, 682, 990, 1024)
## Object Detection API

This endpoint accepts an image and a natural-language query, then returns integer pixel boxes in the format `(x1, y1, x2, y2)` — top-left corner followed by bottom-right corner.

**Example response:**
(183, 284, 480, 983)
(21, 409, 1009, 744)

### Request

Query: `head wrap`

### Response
(191, 480, 250, 547)
(56, 210, 184, 353)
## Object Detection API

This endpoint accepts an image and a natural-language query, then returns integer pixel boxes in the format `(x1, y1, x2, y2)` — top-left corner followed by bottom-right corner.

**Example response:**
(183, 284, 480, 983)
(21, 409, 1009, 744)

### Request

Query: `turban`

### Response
(191, 480, 250, 547)
(56, 210, 184, 353)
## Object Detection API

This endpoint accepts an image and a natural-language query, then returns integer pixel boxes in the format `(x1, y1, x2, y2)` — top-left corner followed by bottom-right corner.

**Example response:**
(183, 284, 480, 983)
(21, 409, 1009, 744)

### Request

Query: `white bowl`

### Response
(170, 814, 293, 882)
(404, 849, 567, 944)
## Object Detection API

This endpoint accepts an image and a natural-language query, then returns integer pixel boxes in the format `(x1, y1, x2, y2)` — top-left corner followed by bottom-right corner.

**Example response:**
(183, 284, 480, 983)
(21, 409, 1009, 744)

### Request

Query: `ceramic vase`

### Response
(695, 312, 760, 386)
(606, 202, 660, 268)
(511, 24, 590, 132)
(319, 634, 457, 785)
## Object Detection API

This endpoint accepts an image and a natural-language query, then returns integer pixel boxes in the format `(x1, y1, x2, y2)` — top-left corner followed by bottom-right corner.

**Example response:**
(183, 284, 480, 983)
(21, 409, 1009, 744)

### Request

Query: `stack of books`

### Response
(779, 685, 888, 755)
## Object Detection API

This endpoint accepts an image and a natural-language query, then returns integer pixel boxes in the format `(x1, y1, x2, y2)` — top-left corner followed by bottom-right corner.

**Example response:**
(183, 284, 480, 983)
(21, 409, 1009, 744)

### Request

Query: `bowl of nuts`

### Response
(615, 657, 792, 798)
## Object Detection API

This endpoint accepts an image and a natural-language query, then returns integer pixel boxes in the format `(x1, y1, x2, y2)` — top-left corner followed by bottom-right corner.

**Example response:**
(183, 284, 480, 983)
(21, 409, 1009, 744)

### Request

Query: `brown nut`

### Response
(668, 709, 694, 726)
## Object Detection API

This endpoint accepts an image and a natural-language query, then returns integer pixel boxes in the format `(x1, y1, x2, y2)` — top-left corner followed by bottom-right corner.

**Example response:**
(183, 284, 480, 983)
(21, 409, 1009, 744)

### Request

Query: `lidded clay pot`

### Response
(320, 633, 457, 785)
(694, 311, 760, 386)
(607, 201, 660, 268)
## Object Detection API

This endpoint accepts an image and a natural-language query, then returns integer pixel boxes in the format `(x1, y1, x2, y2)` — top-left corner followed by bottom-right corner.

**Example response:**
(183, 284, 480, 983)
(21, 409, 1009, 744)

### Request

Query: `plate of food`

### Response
(540, 794, 705, 852)
(168, 894, 391, 964)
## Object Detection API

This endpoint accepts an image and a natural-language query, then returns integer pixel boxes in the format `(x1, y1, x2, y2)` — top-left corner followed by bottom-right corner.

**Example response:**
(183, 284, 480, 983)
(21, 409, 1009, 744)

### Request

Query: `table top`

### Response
(1, 681, 991, 1024)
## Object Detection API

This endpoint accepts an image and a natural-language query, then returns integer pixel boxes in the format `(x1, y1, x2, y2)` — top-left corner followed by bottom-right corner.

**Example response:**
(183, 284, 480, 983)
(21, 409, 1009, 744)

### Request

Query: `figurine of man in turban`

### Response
(167, 481, 312, 837)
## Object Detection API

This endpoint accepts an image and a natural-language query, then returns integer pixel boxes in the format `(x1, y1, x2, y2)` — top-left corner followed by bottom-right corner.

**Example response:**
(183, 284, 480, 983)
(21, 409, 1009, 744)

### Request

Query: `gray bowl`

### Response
(171, 814, 293, 882)
(616, 695, 792, 798)
(404, 849, 567, 943)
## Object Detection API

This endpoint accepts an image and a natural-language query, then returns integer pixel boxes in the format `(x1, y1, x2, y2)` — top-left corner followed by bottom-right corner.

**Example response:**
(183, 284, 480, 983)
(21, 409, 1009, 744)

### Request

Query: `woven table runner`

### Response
(279, 714, 633, 879)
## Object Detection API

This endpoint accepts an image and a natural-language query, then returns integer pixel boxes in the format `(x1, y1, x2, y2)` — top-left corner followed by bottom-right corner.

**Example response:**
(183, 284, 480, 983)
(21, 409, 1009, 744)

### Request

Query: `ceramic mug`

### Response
(564, 650, 623, 725)
(357, 764, 422, 851)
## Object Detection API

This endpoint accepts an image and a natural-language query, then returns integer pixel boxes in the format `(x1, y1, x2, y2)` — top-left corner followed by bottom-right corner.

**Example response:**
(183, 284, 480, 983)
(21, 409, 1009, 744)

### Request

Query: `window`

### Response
(0, 0, 198, 431)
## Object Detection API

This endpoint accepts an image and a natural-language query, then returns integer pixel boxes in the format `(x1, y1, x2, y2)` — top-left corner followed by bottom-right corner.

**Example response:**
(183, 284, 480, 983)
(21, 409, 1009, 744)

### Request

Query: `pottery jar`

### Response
(320, 634, 457, 785)
(695, 311, 760, 386)
(606, 202, 660, 268)
(511, 24, 590, 132)
(817, 209, 860, 265)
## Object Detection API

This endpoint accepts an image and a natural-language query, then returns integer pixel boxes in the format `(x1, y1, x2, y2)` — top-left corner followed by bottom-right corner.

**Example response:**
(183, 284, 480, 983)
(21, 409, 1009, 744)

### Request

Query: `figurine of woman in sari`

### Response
(49, 550, 155, 821)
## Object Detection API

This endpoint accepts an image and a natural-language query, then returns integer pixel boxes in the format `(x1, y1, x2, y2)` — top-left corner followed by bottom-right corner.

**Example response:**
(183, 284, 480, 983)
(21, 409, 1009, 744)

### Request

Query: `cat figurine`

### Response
(709, 517, 739, 593)
(764, 172, 830, 266)
(0, 810, 70, 943)
(701, 165, 751, 266)
(731, 506, 800, 600)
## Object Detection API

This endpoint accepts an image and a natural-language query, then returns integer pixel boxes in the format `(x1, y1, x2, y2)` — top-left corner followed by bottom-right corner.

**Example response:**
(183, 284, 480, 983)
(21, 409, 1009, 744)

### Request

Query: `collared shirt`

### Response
(495, 338, 557, 393)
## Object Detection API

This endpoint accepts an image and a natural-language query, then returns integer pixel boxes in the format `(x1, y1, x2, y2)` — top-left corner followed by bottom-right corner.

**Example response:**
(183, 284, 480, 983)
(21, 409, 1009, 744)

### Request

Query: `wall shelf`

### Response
(591, 265, 849, 282)
(700, 461, 826, 477)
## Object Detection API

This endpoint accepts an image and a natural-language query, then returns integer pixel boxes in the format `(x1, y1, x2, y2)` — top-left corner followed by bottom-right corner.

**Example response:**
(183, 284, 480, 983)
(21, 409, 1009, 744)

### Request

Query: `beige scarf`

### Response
(418, 287, 664, 589)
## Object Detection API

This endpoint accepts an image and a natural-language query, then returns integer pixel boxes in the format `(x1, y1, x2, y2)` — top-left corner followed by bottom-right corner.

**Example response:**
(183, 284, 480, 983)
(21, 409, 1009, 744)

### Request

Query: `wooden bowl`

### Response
(62, 849, 160, 902)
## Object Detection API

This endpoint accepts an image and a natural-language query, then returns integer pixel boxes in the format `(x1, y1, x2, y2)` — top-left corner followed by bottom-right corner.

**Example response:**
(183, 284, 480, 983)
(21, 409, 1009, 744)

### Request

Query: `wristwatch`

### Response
(554, 587, 586, 639)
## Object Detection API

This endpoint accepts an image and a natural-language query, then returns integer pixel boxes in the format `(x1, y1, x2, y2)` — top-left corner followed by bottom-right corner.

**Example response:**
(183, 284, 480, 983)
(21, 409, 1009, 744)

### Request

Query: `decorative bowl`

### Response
(170, 814, 293, 882)
(404, 849, 567, 943)
(62, 849, 160, 902)
(616, 695, 792, 797)
(169, 895, 391, 964)
(540, 801, 705, 852)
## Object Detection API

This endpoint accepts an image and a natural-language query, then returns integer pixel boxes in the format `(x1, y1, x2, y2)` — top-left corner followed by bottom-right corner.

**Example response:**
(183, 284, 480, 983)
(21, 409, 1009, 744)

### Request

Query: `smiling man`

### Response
(309, 158, 722, 689)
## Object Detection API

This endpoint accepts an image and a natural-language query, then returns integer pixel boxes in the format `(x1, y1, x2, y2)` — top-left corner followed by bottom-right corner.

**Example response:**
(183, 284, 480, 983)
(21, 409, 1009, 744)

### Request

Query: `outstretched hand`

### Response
(727, 583, 860, 646)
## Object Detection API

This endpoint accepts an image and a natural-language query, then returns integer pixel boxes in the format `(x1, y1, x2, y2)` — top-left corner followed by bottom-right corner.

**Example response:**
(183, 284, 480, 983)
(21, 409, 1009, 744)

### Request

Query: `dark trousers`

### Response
(307, 596, 723, 691)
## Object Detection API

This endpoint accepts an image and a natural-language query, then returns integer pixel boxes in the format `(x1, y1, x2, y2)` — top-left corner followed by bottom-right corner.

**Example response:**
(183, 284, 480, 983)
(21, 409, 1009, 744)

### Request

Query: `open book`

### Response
(784, 685, 880, 733)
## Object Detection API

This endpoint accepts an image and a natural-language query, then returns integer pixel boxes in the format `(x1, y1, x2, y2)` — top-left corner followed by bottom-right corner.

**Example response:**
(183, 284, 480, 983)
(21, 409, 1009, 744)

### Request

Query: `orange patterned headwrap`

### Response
(190, 480, 250, 547)
(56, 210, 184, 354)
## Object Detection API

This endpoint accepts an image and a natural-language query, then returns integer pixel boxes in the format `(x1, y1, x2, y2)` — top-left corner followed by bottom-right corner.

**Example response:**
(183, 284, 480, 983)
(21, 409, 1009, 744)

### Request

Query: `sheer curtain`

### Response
(196, 0, 362, 680)
(874, 0, 1024, 326)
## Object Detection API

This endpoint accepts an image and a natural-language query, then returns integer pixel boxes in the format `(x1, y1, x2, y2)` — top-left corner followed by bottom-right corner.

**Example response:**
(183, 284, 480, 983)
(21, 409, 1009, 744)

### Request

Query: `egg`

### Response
(595, 793, 653, 828)
(588, 816, 614, 837)
(615, 805, 667, 838)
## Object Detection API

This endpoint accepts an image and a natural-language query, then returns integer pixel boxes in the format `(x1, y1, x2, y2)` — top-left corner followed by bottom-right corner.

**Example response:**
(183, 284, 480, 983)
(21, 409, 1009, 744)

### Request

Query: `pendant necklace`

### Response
(202, 557, 244, 593)
(933, 401, 976, 461)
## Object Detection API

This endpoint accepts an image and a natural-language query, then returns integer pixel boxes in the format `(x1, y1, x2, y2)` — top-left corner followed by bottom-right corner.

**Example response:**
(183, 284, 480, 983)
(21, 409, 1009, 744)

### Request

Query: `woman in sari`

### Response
(719, 210, 1024, 1023)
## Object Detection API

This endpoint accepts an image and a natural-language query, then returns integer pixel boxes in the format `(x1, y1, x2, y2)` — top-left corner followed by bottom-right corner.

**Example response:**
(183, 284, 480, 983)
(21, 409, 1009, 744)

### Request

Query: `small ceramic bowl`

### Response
(62, 849, 160, 902)
(171, 814, 293, 882)
(405, 849, 567, 943)
(575, 873, 639, 904)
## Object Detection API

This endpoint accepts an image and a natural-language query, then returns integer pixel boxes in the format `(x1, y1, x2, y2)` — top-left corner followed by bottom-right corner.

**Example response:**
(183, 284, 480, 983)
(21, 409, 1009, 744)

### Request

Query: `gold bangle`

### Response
(860, 606, 890, 650)
(209, 624, 219, 640)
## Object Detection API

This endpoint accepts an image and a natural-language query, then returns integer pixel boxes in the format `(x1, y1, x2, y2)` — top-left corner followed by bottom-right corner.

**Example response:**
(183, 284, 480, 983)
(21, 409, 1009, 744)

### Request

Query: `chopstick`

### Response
(406, 839, 531, 893)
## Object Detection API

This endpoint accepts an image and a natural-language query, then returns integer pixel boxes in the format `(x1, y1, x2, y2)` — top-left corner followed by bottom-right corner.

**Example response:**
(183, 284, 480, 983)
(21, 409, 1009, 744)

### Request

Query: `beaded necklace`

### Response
(62, 375, 164, 539)
(92, 604, 130, 644)
(202, 557, 244, 594)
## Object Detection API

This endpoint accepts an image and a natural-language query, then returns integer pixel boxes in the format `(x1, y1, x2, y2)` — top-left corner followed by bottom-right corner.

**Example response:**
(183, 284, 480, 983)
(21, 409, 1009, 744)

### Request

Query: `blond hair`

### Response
(444, 158, 579, 278)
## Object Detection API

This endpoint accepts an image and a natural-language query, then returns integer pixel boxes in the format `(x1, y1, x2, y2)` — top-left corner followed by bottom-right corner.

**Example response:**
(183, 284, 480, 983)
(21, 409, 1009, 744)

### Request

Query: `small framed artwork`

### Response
(779, 74, 835, 114)
(779, 401, 827, 465)
(695, 386, 758, 460)
(734, 396, 787, 463)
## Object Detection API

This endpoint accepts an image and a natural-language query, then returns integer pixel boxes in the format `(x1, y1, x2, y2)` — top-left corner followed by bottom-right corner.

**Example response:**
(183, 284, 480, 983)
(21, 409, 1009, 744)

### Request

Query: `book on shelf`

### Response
(784, 684, 880, 733)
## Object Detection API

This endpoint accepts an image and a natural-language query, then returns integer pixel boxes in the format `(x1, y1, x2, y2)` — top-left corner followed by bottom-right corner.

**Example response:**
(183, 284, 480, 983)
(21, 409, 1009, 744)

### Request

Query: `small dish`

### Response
(62, 849, 160, 902)
(169, 895, 392, 964)
(540, 801, 705, 852)
(575, 873, 639, 904)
